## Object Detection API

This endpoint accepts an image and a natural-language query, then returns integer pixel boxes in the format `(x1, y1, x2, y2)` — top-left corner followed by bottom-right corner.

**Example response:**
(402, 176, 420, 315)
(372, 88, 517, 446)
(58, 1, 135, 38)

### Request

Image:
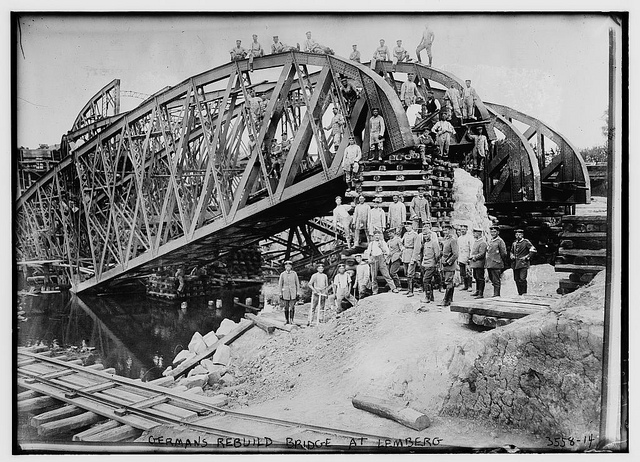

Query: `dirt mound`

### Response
(442, 271, 605, 437)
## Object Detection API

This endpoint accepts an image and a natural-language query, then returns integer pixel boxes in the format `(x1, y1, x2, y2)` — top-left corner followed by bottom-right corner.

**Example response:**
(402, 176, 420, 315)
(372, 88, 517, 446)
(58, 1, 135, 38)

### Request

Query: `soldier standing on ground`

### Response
(400, 73, 419, 109)
(431, 112, 455, 158)
(308, 263, 329, 326)
(353, 195, 370, 247)
(324, 107, 346, 153)
(485, 225, 508, 297)
(367, 196, 386, 238)
(369, 108, 385, 162)
(387, 194, 407, 233)
(418, 227, 441, 306)
(469, 227, 488, 298)
(247, 34, 264, 71)
(387, 228, 404, 290)
(457, 224, 474, 291)
(355, 254, 371, 300)
(278, 260, 300, 324)
(462, 79, 479, 120)
(416, 25, 435, 66)
(438, 224, 459, 307)
(365, 231, 399, 294)
(349, 44, 361, 63)
(401, 220, 420, 297)
(342, 135, 362, 191)
(333, 264, 358, 312)
(510, 228, 537, 295)
(333, 196, 353, 248)
(410, 186, 430, 231)
(230, 40, 247, 61)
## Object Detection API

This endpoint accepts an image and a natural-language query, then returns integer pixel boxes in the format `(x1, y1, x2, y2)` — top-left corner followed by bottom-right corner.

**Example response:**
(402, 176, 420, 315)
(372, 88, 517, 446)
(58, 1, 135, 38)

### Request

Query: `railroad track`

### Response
(17, 348, 397, 448)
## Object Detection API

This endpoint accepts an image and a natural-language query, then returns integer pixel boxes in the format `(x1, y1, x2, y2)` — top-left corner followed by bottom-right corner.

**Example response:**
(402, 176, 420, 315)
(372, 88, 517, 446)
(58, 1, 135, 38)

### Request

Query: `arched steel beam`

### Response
(71, 79, 121, 134)
(485, 102, 590, 203)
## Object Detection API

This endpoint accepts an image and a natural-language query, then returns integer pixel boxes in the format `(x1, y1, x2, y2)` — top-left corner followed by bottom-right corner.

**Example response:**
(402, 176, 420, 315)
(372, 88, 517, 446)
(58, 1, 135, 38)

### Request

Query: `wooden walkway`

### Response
(450, 295, 555, 328)
(17, 347, 393, 447)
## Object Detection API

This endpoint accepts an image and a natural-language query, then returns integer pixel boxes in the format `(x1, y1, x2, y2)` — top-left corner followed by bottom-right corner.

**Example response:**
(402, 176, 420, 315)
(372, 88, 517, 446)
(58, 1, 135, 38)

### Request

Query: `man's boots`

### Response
(422, 283, 432, 303)
(474, 280, 484, 298)
(406, 279, 414, 297)
(446, 287, 454, 306)
(290, 305, 295, 324)
(493, 285, 501, 297)
(284, 306, 290, 324)
(437, 288, 449, 306)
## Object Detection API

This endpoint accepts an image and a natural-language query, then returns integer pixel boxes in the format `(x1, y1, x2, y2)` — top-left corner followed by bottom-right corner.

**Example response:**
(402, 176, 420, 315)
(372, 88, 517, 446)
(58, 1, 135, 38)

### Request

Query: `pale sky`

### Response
(16, 13, 615, 150)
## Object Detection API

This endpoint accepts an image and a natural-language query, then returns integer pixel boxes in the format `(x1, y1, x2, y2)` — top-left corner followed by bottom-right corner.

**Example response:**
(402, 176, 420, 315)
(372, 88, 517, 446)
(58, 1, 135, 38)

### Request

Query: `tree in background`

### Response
(579, 109, 608, 164)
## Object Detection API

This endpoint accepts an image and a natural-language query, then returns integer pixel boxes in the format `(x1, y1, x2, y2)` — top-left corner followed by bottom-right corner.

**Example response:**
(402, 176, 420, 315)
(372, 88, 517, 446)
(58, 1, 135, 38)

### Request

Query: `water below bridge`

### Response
(16, 285, 262, 382)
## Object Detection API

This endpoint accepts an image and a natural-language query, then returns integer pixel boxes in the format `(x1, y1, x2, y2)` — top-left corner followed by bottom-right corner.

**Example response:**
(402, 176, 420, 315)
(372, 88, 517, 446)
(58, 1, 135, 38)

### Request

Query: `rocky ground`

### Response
(183, 264, 602, 450)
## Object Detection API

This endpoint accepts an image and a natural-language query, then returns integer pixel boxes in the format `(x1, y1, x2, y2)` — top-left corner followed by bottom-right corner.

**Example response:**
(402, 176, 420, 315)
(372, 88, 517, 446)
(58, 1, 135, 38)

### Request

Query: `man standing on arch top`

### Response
(485, 225, 508, 297)
(369, 107, 385, 162)
(510, 228, 537, 295)
(349, 44, 361, 63)
(416, 24, 435, 66)
(462, 79, 479, 120)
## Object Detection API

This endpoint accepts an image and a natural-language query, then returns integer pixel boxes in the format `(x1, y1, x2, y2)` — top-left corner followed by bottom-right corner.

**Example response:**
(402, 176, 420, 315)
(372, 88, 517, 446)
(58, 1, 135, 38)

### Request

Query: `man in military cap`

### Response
(387, 228, 403, 290)
(418, 223, 441, 305)
(485, 225, 508, 297)
(387, 193, 407, 233)
(438, 224, 458, 306)
(364, 231, 398, 294)
(271, 35, 299, 54)
(349, 44, 361, 62)
(278, 260, 300, 324)
(410, 187, 430, 232)
(369, 107, 386, 161)
(229, 39, 247, 61)
(353, 195, 370, 247)
(469, 226, 488, 298)
(457, 223, 473, 291)
(368, 196, 386, 237)
(401, 220, 420, 297)
(510, 228, 537, 295)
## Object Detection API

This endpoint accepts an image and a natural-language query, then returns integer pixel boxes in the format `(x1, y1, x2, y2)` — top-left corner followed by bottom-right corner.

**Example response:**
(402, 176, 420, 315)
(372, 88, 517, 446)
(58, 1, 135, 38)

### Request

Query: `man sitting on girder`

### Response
(370, 39, 390, 71)
(229, 40, 247, 61)
(303, 31, 334, 55)
(271, 35, 299, 54)
(247, 34, 264, 72)
(393, 39, 413, 69)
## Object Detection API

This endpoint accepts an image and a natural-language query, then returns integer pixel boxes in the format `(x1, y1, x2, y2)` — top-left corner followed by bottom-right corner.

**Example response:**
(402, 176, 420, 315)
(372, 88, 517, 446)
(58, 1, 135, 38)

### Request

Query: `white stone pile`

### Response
(451, 168, 493, 237)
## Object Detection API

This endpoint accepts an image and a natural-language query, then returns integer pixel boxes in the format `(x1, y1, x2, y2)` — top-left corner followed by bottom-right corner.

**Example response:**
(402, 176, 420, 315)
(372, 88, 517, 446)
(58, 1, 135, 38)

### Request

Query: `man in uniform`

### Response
(410, 186, 430, 231)
(365, 231, 399, 294)
(457, 223, 474, 291)
(247, 34, 264, 71)
(400, 73, 419, 109)
(431, 111, 456, 158)
(438, 224, 458, 307)
(401, 220, 420, 297)
(371, 38, 390, 70)
(469, 227, 488, 298)
(418, 225, 441, 306)
(304, 31, 334, 55)
(485, 225, 508, 297)
(349, 44, 361, 63)
(278, 260, 300, 324)
(369, 107, 386, 162)
(444, 83, 463, 121)
(416, 24, 435, 66)
(333, 196, 353, 248)
(353, 195, 370, 247)
(387, 194, 406, 233)
(367, 196, 386, 238)
(355, 253, 371, 300)
(510, 228, 537, 295)
(229, 40, 247, 61)
(387, 228, 403, 290)
(324, 106, 346, 153)
(342, 135, 362, 191)
(462, 79, 479, 120)
(271, 35, 299, 54)
(466, 126, 489, 171)
(340, 76, 360, 117)
(308, 263, 329, 326)
(333, 263, 357, 312)
(393, 39, 412, 66)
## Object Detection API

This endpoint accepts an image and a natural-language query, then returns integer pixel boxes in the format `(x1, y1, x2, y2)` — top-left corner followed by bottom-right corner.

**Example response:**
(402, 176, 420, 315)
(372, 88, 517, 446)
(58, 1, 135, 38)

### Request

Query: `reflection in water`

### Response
(17, 285, 261, 381)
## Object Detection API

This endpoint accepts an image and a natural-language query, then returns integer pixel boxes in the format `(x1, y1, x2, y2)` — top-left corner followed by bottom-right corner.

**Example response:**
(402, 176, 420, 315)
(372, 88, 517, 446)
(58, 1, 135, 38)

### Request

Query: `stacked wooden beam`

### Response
(555, 215, 607, 294)
(450, 295, 554, 328)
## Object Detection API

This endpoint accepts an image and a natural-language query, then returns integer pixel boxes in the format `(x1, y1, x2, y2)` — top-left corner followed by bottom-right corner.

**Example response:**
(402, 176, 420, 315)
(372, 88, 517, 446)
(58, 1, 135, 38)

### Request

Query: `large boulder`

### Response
(187, 365, 208, 378)
(212, 344, 231, 367)
(451, 168, 493, 234)
(203, 331, 219, 347)
(172, 349, 195, 367)
(441, 272, 606, 436)
(188, 332, 208, 355)
(216, 319, 238, 338)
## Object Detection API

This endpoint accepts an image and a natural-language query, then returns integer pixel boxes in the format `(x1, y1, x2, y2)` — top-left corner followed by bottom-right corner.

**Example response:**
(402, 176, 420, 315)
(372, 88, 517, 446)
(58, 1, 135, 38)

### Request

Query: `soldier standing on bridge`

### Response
(247, 89, 264, 125)
(364, 231, 399, 294)
(368, 196, 386, 238)
(271, 35, 299, 54)
(387, 193, 406, 233)
(278, 260, 300, 324)
(431, 112, 455, 158)
(324, 107, 346, 153)
(410, 186, 430, 231)
(462, 79, 479, 120)
(444, 83, 463, 122)
(342, 135, 362, 192)
(486, 225, 508, 297)
(469, 227, 488, 298)
(353, 195, 370, 247)
(438, 224, 459, 307)
(401, 220, 420, 297)
(369, 108, 385, 162)
(230, 40, 247, 61)
(333, 196, 353, 248)
(247, 35, 264, 72)
(416, 24, 435, 66)
(400, 73, 419, 109)
(371, 39, 390, 70)
(510, 228, 537, 295)
(349, 44, 361, 63)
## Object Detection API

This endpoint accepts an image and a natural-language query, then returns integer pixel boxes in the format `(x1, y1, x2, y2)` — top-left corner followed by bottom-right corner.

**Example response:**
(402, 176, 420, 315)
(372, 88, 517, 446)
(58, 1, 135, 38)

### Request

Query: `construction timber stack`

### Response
(554, 215, 607, 294)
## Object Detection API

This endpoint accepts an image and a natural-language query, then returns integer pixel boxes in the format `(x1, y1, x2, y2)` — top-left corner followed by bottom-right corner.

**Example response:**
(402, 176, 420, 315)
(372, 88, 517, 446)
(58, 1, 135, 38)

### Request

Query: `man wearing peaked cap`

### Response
(368, 195, 386, 238)
(278, 260, 299, 324)
(469, 227, 487, 297)
(457, 223, 474, 291)
(485, 224, 508, 297)
(510, 227, 537, 295)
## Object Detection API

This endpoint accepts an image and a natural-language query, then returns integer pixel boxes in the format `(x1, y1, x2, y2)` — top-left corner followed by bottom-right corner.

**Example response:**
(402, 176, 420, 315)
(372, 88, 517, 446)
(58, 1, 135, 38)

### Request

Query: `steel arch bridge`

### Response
(16, 52, 414, 293)
(16, 52, 589, 293)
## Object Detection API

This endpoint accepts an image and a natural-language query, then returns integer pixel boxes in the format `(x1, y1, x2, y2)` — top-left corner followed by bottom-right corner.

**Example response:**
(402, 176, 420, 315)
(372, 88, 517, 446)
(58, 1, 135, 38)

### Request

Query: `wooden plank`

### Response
(168, 319, 255, 378)
(450, 301, 545, 320)
(489, 296, 555, 307)
(82, 424, 141, 442)
(73, 420, 121, 441)
(558, 248, 607, 257)
(30, 405, 84, 427)
(554, 264, 606, 273)
(559, 232, 607, 239)
(148, 376, 174, 387)
(17, 390, 41, 401)
(18, 396, 59, 413)
(38, 411, 104, 437)
(562, 215, 607, 223)
(244, 313, 276, 334)
(559, 279, 582, 290)
(352, 395, 430, 431)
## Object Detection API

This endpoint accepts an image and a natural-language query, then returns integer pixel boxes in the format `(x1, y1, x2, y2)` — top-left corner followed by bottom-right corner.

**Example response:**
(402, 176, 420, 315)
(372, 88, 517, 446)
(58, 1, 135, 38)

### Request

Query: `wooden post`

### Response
(30, 405, 84, 428)
(38, 411, 104, 437)
(244, 313, 276, 334)
(352, 395, 431, 431)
